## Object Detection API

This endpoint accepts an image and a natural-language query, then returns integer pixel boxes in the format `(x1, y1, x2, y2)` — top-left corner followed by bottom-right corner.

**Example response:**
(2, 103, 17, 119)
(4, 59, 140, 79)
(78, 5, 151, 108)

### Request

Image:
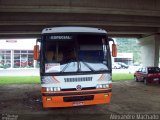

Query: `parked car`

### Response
(134, 67, 160, 85)
(118, 62, 129, 69)
(112, 63, 121, 69)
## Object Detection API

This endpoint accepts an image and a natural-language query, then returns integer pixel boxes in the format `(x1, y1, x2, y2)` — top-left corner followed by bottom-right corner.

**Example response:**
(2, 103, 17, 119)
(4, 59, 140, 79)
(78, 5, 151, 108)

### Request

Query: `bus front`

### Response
(34, 27, 116, 108)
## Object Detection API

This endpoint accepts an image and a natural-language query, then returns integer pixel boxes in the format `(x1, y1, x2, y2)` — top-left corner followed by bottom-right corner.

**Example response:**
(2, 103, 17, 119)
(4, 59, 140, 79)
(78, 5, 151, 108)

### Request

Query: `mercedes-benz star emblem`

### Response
(76, 85, 82, 90)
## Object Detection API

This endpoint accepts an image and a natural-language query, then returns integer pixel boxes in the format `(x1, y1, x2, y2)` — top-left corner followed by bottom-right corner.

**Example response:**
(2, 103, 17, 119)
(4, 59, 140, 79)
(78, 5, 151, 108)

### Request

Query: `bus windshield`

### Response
(44, 34, 111, 73)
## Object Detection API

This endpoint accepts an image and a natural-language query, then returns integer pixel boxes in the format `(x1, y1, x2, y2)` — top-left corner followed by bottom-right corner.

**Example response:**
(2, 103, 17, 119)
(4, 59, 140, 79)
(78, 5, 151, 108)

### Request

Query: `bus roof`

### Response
(42, 27, 107, 34)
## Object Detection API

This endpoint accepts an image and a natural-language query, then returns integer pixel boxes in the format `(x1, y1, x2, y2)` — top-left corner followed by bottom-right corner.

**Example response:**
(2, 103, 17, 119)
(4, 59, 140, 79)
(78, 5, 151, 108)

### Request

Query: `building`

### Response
(0, 39, 36, 68)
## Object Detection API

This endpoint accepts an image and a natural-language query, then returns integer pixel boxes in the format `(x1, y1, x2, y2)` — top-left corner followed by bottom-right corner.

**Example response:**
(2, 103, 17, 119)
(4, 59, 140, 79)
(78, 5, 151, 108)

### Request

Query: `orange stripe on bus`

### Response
(51, 76, 60, 83)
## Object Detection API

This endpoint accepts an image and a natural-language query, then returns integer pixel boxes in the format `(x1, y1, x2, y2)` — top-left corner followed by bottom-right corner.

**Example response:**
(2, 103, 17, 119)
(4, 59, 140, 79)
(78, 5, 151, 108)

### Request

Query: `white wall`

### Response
(0, 39, 36, 50)
(138, 35, 160, 67)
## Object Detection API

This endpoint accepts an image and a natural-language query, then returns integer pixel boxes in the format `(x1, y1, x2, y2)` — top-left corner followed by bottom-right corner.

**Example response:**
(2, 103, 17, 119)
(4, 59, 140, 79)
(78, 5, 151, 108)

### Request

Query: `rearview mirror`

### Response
(112, 43, 117, 57)
(108, 38, 117, 57)
(34, 45, 39, 60)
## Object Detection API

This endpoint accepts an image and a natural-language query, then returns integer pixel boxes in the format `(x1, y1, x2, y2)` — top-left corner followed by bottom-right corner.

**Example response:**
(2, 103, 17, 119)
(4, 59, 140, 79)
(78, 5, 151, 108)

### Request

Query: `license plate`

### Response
(73, 101, 84, 106)
(154, 78, 159, 81)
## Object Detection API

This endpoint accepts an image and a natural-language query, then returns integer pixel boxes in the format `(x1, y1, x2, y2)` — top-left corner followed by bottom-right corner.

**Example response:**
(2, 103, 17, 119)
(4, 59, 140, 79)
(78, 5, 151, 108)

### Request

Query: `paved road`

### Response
(0, 81, 160, 120)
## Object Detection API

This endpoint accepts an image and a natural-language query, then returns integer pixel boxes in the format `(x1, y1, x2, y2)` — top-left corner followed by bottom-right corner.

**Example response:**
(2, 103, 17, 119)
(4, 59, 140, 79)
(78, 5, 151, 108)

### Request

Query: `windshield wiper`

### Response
(81, 61, 95, 72)
(61, 59, 77, 72)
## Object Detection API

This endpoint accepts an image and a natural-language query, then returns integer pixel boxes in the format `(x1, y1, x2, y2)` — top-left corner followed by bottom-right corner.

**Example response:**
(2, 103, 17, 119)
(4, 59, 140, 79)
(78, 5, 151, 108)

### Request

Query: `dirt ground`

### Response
(0, 81, 160, 120)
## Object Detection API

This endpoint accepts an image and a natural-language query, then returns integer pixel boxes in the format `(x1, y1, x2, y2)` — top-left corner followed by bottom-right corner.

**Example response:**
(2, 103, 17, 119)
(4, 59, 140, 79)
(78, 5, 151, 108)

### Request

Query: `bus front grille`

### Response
(63, 95, 94, 102)
(64, 77, 92, 82)
(61, 87, 96, 91)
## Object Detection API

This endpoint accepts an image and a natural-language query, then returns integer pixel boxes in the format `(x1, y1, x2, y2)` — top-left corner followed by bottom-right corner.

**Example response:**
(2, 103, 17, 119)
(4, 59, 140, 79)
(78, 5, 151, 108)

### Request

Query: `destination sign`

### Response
(50, 36, 72, 40)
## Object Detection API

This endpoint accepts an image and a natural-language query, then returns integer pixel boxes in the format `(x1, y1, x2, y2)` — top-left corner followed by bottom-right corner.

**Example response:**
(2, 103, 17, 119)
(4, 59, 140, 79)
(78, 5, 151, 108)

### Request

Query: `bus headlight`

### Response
(53, 87, 61, 91)
(46, 87, 52, 92)
(46, 87, 61, 92)
(96, 84, 109, 89)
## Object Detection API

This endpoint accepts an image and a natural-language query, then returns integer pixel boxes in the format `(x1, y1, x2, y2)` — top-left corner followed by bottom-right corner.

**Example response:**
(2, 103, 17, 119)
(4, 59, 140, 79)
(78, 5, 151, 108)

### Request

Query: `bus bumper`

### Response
(41, 89, 112, 108)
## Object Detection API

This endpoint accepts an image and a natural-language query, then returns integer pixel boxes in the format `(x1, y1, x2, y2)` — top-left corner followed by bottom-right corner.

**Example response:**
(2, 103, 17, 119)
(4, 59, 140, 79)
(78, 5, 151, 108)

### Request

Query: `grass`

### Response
(0, 76, 40, 84)
(0, 73, 134, 84)
(112, 73, 134, 81)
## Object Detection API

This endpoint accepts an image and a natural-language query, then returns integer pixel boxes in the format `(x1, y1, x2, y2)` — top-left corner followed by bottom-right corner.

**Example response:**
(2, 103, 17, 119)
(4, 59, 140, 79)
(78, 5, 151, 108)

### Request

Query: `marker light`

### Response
(53, 87, 61, 91)
(46, 97, 52, 101)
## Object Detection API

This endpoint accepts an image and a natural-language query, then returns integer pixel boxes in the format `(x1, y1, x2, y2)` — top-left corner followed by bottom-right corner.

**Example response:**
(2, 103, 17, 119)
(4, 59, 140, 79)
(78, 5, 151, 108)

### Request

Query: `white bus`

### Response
(34, 26, 117, 108)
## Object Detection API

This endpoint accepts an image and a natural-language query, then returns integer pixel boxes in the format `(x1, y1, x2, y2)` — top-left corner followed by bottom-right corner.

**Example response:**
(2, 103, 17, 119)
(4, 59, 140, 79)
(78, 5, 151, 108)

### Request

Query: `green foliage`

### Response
(116, 38, 141, 64)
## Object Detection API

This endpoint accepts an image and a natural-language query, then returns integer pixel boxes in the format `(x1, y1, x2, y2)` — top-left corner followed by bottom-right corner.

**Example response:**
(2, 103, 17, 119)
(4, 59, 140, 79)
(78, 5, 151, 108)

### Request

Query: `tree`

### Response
(116, 38, 141, 64)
